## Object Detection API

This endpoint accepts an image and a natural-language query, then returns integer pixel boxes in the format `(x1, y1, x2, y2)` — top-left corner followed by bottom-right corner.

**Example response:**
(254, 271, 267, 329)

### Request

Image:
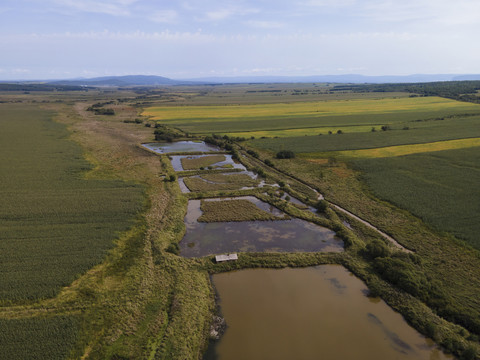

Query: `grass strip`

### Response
(198, 199, 287, 222)
(180, 155, 226, 170)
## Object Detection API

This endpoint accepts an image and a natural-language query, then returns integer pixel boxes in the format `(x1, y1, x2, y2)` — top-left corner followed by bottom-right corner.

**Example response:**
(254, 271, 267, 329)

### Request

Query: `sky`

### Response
(1, 0, 480, 80)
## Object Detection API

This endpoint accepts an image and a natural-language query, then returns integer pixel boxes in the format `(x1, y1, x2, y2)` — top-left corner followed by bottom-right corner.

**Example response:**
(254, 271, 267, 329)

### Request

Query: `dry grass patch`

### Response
(183, 174, 259, 192)
(181, 155, 226, 170)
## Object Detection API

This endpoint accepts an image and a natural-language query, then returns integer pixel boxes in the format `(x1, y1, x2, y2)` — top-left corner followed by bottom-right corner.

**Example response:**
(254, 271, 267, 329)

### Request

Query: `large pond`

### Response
(179, 198, 343, 257)
(142, 141, 220, 154)
(205, 266, 451, 360)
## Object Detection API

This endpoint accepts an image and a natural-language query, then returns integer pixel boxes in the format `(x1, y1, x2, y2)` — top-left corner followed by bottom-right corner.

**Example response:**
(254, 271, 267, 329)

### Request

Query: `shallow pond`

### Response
(170, 154, 246, 172)
(180, 198, 343, 257)
(142, 141, 220, 154)
(205, 266, 451, 360)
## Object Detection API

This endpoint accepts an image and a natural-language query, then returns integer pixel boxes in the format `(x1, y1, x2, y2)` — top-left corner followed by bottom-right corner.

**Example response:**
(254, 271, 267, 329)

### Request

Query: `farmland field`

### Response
(250, 115, 480, 154)
(0, 316, 79, 360)
(0, 104, 144, 301)
(143, 96, 480, 135)
(326, 137, 480, 159)
(353, 146, 480, 249)
(2, 84, 480, 360)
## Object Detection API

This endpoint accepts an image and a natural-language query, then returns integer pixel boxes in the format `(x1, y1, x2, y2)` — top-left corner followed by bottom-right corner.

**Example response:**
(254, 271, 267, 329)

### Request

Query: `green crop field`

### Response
(143, 96, 480, 135)
(0, 104, 144, 302)
(249, 115, 480, 155)
(353, 146, 480, 249)
(0, 316, 79, 360)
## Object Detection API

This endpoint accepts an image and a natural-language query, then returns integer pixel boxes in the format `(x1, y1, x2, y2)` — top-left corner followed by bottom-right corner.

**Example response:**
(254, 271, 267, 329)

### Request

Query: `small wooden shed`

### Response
(215, 254, 238, 263)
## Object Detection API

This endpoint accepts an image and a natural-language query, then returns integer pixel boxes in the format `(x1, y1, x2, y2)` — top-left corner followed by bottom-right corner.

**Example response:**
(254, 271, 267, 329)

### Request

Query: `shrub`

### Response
(247, 149, 259, 158)
(365, 239, 391, 258)
(165, 243, 179, 255)
(264, 159, 274, 167)
(276, 150, 295, 159)
(315, 199, 328, 212)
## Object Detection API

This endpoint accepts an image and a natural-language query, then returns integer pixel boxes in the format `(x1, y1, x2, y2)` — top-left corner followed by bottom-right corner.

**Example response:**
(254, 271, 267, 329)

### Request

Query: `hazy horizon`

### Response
(1, 0, 479, 80)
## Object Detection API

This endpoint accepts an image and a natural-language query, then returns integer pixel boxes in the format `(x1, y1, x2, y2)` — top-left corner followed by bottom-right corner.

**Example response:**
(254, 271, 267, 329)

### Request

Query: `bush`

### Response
(365, 239, 391, 259)
(264, 159, 274, 167)
(247, 149, 259, 158)
(254, 168, 266, 178)
(276, 150, 295, 159)
(374, 257, 429, 299)
(165, 174, 176, 182)
(165, 243, 179, 255)
(315, 199, 328, 212)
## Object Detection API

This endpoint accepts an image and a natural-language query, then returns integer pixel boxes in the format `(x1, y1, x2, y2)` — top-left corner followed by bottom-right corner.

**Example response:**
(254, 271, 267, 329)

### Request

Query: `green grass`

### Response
(198, 199, 288, 222)
(0, 104, 144, 302)
(353, 146, 480, 249)
(181, 155, 226, 170)
(0, 316, 79, 360)
(250, 115, 480, 154)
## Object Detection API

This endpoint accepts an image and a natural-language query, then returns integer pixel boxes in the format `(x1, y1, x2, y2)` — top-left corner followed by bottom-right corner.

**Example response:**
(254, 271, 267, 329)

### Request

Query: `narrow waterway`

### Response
(206, 266, 451, 360)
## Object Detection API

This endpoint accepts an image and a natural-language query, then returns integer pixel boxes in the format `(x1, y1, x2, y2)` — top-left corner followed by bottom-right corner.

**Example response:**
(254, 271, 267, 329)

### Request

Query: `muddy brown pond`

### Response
(205, 266, 451, 360)
(179, 198, 343, 257)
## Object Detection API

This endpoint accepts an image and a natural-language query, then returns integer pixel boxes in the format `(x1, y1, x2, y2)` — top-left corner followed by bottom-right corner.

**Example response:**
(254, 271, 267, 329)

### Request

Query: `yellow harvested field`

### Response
(319, 137, 480, 159)
(142, 96, 480, 122)
(223, 125, 375, 138)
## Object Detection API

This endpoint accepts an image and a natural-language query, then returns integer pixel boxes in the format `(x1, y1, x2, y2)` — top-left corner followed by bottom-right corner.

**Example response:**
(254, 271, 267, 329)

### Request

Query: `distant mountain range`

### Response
(184, 74, 480, 84)
(6, 73, 480, 86)
(48, 75, 194, 86)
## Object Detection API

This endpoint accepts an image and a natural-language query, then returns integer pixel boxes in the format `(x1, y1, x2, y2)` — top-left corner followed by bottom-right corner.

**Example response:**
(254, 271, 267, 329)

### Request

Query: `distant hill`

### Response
(185, 74, 480, 84)
(3, 73, 480, 87)
(49, 75, 195, 86)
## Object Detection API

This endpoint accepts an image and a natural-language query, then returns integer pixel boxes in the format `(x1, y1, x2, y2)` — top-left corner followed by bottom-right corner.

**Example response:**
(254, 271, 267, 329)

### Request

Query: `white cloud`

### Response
(245, 20, 284, 29)
(201, 5, 259, 21)
(303, 0, 355, 7)
(149, 10, 178, 23)
(50, 0, 140, 16)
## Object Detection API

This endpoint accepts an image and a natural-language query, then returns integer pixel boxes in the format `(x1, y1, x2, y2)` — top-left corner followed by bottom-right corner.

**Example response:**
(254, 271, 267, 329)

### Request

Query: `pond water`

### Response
(205, 266, 451, 360)
(142, 141, 220, 154)
(178, 177, 190, 193)
(179, 198, 343, 257)
(170, 154, 246, 172)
